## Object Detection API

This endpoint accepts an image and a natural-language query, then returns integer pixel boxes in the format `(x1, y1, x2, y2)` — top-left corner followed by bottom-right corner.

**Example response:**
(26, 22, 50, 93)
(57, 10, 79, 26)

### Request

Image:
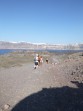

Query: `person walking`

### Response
(34, 54, 39, 69)
(40, 56, 43, 65)
(46, 58, 48, 64)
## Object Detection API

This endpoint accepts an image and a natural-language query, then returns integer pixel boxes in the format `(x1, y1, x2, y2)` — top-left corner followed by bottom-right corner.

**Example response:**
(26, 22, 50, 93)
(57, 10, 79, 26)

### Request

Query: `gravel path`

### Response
(0, 54, 83, 111)
(0, 63, 66, 110)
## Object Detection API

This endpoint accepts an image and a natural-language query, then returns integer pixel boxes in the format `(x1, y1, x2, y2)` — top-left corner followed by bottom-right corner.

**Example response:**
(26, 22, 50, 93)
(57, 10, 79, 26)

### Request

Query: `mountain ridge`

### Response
(0, 41, 83, 50)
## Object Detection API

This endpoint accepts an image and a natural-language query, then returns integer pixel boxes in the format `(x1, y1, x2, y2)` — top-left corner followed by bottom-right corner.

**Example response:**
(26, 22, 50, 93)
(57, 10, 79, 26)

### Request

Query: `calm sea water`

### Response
(0, 49, 83, 55)
(0, 49, 14, 55)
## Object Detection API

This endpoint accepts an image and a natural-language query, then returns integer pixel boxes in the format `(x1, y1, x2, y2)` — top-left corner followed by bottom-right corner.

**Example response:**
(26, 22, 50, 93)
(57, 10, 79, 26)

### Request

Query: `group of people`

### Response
(34, 54, 43, 69)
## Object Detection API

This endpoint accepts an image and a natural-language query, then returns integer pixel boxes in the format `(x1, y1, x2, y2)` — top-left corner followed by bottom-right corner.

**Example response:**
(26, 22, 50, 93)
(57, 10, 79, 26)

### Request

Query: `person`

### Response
(40, 56, 43, 65)
(38, 55, 41, 66)
(34, 54, 39, 69)
(46, 58, 48, 64)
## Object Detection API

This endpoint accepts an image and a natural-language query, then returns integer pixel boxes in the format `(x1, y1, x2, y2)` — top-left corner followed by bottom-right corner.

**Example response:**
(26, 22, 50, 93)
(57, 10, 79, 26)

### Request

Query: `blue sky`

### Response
(0, 0, 83, 44)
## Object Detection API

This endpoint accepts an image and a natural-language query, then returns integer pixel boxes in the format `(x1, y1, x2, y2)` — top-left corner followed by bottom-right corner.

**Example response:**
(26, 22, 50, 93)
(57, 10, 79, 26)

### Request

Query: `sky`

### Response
(0, 0, 83, 44)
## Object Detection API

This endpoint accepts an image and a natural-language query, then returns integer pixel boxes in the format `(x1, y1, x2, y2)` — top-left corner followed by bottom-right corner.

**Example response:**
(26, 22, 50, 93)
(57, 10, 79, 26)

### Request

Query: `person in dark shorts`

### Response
(34, 54, 39, 69)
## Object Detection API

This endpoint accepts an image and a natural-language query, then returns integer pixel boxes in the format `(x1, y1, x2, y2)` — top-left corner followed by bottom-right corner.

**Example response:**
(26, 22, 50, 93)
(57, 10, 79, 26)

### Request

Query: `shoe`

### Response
(34, 67, 36, 69)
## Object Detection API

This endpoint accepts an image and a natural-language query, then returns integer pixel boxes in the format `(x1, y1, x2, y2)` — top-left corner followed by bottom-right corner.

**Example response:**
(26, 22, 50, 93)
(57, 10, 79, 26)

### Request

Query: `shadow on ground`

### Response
(11, 82, 83, 111)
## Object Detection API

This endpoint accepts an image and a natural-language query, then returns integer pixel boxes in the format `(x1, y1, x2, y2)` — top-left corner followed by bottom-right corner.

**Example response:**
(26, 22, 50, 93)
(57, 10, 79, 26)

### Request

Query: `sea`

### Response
(0, 49, 83, 55)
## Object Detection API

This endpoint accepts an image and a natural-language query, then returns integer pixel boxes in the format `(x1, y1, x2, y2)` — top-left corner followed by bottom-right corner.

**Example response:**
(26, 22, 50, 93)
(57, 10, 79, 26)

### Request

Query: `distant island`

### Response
(0, 41, 83, 50)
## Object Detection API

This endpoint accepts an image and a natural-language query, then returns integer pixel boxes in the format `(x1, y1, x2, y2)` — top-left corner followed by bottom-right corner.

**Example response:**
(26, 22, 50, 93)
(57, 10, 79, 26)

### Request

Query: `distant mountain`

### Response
(0, 41, 83, 50)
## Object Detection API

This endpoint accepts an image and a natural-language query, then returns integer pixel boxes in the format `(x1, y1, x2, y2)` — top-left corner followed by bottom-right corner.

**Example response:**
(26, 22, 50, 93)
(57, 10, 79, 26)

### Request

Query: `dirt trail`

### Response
(0, 53, 83, 111)
(0, 63, 67, 109)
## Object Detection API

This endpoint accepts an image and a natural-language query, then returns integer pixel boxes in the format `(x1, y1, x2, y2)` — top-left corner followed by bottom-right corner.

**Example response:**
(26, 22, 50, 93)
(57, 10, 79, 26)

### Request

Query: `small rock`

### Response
(2, 104, 10, 110)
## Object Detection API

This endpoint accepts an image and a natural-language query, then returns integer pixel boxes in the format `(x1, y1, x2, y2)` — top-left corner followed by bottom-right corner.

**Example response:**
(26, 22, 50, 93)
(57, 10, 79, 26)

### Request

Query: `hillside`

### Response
(0, 51, 83, 111)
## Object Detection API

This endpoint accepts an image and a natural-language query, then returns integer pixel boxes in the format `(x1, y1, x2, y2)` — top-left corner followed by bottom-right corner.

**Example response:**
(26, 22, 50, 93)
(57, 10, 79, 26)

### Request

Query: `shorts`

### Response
(35, 62, 38, 65)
